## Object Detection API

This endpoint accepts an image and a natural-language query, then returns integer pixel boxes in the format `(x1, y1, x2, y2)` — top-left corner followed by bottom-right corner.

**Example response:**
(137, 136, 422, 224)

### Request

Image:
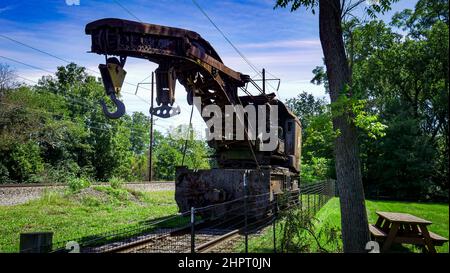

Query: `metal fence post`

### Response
(314, 191, 317, 215)
(243, 170, 249, 253)
(307, 193, 310, 216)
(328, 179, 332, 201)
(273, 200, 277, 253)
(319, 184, 322, 209)
(326, 180, 329, 201)
(244, 194, 248, 253)
(320, 182, 324, 207)
(190, 206, 195, 253)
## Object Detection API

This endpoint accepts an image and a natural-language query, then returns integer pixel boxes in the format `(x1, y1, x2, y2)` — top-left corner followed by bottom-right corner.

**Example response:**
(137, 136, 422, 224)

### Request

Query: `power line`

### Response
(192, 0, 259, 76)
(7, 72, 168, 134)
(9, 72, 101, 109)
(0, 55, 54, 74)
(0, 34, 74, 65)
(0, 101, 152, 135)
(7, 72, 179, 132)
(0, 33, 153, 98)
(0, 54, 151, 106)
(191, 0, 281, 98)
(0, 34, 100, 76)
(112, 0, 142, 22)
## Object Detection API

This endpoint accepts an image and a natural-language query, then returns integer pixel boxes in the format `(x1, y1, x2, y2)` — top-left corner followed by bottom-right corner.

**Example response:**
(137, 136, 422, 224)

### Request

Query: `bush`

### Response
(301, 157, 332, 183)
(67, 176, 91, 192)
(93, 185, 132, 202)
(109, 176, 124, 189)
(277, 208, 342, 253)
(10, 141, 44, 183)
(0, 163, 13, 184)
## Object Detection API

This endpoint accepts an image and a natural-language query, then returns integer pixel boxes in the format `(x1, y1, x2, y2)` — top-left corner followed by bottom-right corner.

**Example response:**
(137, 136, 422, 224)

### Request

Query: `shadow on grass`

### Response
(53, 214, 191, 251)
(387, 243, 417, 253)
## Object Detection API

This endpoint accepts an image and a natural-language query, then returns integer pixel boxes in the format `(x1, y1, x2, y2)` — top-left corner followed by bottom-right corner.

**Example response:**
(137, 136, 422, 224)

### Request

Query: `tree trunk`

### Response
(319, 0, 370, 253)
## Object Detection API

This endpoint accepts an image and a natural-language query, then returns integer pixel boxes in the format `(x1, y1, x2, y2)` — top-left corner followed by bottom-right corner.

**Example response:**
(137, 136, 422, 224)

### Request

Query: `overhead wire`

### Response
(181, 104, 195, 166)
(8, 72, 102, 109)
(0, 34, 153, 102)
(0, 101, 153, 135)
(191, 0, 281, 99)
(2, 72, 171, 135)
(0, 54, 152, 108)
(112, 0, 143, 22)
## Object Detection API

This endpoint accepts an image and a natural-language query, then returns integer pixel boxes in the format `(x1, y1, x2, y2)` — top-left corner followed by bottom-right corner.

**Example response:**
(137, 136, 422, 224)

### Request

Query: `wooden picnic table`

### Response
(369, 211, 448, 253)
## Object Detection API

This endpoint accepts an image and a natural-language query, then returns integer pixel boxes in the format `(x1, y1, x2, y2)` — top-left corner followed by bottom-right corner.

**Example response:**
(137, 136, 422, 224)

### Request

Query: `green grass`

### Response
(240, 198, 449, 253)
(0, 188, 177, 253)
(2, 189, 447, 253)
(315, 198, 449, 253)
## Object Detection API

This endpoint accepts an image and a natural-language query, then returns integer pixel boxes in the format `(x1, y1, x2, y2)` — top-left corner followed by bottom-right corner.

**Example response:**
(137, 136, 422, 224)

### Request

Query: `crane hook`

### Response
(98, 57, 127, 119)
(100, 92, 126, 119)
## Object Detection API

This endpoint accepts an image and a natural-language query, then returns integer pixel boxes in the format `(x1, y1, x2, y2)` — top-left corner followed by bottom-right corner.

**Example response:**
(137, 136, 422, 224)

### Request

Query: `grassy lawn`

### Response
(316, 198, 449, 253)
(0, 187, 177, 253)
(2, 188, 448, 254)
(240, 198, 449, 253)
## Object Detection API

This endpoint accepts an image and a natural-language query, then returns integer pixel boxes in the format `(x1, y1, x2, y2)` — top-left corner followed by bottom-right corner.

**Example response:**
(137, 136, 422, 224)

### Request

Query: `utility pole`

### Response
(149, 72, 155, 182)
(262, 68, 265, 94)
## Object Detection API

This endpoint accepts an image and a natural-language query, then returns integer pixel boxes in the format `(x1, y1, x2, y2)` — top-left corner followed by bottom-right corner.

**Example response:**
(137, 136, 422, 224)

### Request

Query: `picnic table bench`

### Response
(369, 211, 448, 253)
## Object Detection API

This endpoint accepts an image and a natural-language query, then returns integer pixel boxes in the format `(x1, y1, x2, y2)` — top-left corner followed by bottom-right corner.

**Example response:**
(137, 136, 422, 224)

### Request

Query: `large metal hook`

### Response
(100, 92, 126, 119)
(98, 57, 127, 119)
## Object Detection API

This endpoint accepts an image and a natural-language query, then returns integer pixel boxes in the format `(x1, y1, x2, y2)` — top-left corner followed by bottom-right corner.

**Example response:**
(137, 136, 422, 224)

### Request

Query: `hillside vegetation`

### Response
(0, 186, 177, 253)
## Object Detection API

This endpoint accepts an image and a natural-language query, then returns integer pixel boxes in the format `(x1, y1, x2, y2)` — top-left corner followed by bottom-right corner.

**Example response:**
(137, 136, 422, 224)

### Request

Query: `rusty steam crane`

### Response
(85, 18, 301, 214)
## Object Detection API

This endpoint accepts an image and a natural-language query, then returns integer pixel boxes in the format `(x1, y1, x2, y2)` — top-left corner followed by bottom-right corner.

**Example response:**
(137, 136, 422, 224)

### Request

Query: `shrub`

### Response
(277, 208, 342, 253)
(68, 176, 91, 192)
(0, 163, 13, 184)
(109, 176, 124, 189)
(93, 185, 131, 202)
(10, 141, 44, 183)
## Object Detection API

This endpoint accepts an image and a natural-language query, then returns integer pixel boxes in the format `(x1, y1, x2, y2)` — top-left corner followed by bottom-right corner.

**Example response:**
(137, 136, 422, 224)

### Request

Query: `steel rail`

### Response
(195, 229, 241, 253)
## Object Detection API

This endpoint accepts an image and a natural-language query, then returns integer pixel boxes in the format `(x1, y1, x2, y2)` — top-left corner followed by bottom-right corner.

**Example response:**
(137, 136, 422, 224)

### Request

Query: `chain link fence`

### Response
(19, 179, 336, 253)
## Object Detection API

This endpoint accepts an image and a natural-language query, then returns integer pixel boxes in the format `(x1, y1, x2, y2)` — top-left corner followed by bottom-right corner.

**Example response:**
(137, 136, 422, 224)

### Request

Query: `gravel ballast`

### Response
(0, 182, 174, 206)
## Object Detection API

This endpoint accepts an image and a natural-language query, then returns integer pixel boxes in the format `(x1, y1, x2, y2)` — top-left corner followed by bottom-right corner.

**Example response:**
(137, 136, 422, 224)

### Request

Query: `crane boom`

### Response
(86, 18, 302, 212)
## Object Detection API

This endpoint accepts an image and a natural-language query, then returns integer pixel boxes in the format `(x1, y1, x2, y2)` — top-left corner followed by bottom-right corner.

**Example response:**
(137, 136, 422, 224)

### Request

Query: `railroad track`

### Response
(119, 228, 242, 253)
(91, 225, 242, 253)
(64, 196, 277, 253)
(91, 214, 274, 253)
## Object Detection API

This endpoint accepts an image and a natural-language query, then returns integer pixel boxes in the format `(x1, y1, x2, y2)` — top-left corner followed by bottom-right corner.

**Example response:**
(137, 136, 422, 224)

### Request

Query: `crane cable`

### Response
(181, 103, 195, 166)
(191, 0, 281, 99)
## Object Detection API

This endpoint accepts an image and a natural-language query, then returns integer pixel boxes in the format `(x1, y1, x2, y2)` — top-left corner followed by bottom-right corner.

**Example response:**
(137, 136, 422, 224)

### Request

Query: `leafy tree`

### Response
(275, 0, 399, 252)
(152, 125, 212, 180)
(286, 92, 327, 131)
(346, 1, 449, 201)
(0, 63, 155, 183)
(286, 92, 335, 182)
(0, 63, 18, 95)
(10, 141, 44, 182)
(128, 112, 150, 155)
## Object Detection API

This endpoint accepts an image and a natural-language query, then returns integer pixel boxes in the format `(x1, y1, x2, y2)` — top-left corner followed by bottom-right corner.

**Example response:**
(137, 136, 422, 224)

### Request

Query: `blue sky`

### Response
(0, 0, 417, 134)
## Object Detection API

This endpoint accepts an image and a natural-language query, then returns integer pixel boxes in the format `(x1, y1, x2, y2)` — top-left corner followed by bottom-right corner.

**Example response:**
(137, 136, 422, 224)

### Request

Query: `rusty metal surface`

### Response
(85, 18, 302, 173)
(85, 18, 304, 212)
(175, 166, 299, 214)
